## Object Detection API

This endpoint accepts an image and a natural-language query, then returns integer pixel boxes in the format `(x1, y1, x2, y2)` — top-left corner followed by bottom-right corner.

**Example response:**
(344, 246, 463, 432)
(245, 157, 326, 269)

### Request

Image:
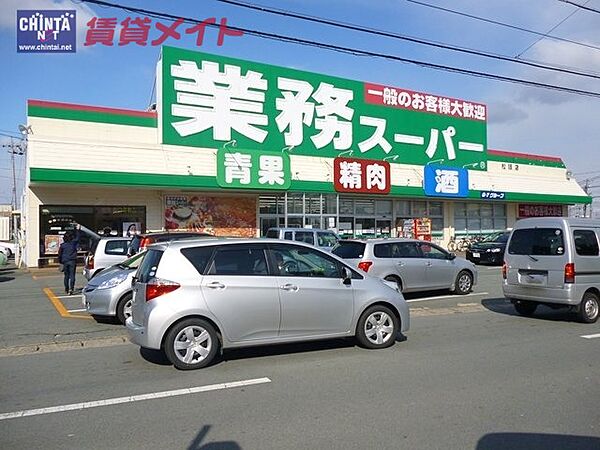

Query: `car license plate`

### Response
(472, 252, 480, 258)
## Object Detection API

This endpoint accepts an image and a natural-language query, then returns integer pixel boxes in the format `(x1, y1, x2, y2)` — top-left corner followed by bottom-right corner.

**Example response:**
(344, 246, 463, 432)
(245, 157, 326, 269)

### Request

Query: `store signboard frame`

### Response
(159, 46, 487, 169)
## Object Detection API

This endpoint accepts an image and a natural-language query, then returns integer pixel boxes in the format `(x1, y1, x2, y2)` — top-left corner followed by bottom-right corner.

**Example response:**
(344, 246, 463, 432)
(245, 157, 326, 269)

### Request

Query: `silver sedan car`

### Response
(332, 238, 477, 295)
(126, 239, 410, 370)
(83, 251, 145, 324)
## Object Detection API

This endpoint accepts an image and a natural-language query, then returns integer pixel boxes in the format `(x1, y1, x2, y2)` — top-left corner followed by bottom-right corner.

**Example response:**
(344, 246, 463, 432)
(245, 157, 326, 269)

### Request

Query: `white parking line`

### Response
(581, 333, 600, 339)
(67, 308, 87, 313)
(56, 295, 83, 299)
(406, 292, 489, 303)
(0, 377, 271, 421)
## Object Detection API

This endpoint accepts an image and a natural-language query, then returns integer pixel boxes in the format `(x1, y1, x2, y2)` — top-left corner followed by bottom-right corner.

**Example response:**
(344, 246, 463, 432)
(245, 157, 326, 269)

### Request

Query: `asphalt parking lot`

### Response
(1, 262, 599, 449)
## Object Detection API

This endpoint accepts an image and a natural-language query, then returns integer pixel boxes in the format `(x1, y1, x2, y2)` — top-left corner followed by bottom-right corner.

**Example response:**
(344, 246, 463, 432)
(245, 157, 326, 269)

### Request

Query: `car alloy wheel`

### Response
(164, 318, 220, 370)
(356, 305, 398, 349)
(364, 311, 394, 345)
(455, 271, 473, 295)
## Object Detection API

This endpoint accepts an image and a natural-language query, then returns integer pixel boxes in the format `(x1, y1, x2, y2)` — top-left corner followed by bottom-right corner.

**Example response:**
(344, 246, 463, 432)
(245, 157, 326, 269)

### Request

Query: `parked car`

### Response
(502, 217, 600, 323)
(0, 241, 16, 258)
(126, 238, 409, 370)
(83, 236, 132, 280)
(466, 231, 511, 265)
(83, 251, 146, 324)
(127, 231, 213, 256)
(332, 238, 477, 295)
(265, 227, 340, 252)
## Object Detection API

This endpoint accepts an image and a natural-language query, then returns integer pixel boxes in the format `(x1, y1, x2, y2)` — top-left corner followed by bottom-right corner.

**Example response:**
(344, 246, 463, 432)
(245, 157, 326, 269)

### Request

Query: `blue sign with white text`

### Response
(17, 10, 76, 53)
(424, 165, 469, 198)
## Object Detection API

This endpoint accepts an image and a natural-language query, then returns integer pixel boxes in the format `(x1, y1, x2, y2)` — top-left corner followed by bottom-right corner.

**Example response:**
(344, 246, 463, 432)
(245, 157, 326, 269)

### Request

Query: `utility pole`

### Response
(583, 179, 590, 217)
(2, 139, 25, 210)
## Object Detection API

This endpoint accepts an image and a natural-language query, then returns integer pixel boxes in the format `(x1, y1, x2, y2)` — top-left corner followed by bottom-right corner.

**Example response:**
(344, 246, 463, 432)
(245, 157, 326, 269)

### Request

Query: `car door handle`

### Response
(280, 283, 299, 292)
(396, 262, 405, 266)
(206, 281, 225, 290)
(426, 261, 432, 267)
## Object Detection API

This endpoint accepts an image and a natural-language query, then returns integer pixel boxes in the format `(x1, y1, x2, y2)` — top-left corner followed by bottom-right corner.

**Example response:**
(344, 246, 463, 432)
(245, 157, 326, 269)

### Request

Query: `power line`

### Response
(80, 0, 600, 99)
(559, 0, 600, 14)
(406, 0, 600, 53)
(515, 0, 590, 58)
(217, 0, 600, 80)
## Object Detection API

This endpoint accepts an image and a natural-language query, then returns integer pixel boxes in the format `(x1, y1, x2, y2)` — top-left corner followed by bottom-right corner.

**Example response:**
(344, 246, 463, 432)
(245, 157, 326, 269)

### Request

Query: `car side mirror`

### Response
(341, 267, 352, 285)
(448, 253, 457, 260)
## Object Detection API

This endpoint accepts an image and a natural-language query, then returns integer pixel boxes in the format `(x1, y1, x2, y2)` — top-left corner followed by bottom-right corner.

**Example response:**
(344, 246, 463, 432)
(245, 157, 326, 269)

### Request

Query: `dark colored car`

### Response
(128, 231, 213, 256)
(466, 231, 511, 265)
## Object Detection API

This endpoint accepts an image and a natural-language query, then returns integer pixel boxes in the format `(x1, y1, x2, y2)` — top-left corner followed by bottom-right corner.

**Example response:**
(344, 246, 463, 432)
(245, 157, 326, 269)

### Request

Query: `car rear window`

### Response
(573, 230, 599, 256)
(181, 246, 215, 275)
(266, 229, 279, 238)
(294, 231, 315, 245)
(137, 249, 163, 283)
(317, 232, 338, 248)
(508, 228, 565, 256)
(104, 240, 130, 256)
(332, 241, 366, 259)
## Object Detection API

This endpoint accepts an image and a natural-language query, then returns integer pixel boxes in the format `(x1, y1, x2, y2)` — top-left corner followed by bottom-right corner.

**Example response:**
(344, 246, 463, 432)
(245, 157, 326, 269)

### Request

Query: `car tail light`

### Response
(86, 254, 94, 270)
(139, 237, 153, 250)
(502, 261, 507, 279)
(358, 261, 373, 273)
(146, 278, 180, 302)
(564, 263, 575, 284)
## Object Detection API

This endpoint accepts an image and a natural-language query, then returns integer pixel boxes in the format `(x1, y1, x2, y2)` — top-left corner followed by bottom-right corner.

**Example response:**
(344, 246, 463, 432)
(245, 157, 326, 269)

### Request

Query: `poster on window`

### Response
(122, 222, 141, 237)
(164, 195, 256, 237)
(44, 235, 63, 254)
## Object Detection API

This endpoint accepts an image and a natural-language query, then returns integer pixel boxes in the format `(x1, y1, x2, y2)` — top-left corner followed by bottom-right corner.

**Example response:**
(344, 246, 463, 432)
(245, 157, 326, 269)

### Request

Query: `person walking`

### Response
(58, 224, 81, 295)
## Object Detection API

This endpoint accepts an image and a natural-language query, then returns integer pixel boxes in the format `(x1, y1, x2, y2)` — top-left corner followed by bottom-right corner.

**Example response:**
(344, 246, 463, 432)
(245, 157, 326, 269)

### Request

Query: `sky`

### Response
(1, 0, 599, 209)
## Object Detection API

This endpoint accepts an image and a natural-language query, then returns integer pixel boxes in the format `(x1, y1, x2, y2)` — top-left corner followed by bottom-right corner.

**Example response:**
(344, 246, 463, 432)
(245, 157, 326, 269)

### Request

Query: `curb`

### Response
(0, 335, 131, 357)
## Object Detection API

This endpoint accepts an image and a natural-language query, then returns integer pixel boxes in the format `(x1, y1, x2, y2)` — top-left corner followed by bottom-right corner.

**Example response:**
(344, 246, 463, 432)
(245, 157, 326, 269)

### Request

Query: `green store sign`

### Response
(216, 147, 291, 190)
(160, 46, 488, 170)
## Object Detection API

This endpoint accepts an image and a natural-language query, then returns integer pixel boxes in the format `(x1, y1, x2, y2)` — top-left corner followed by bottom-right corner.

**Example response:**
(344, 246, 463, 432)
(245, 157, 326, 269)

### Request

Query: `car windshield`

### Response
(483, 232, 509, 243)
(119, 251, 146, 269)
(332, 241, 366, 258)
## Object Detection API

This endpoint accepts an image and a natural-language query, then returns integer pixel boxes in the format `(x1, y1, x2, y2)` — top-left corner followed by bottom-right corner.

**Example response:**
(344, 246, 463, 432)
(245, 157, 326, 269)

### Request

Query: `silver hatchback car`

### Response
(83, 251, 146, 324)
(332, 239, 477, 295)
(126, 239, 410, 370)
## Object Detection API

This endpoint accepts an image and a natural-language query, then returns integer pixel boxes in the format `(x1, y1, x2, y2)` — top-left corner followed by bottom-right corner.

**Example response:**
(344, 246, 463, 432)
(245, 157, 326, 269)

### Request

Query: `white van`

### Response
(502, 217, 600, 323)
(265, 228, 340, 252)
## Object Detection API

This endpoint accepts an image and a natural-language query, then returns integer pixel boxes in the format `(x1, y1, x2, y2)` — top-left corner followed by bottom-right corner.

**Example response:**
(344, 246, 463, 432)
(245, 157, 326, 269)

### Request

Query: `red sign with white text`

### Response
(333, 157, 390, 194)
(518, 204, 563, 218)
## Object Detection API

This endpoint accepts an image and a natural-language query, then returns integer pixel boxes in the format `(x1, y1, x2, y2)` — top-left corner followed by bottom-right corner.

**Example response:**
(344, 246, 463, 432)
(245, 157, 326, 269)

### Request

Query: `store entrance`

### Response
(376, 220, 392, 238)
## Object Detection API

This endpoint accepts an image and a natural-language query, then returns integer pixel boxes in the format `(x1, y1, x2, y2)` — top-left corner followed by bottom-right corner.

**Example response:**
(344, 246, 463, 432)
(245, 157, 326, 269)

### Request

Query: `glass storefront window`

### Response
(412, 201, 427, 217)
(429, 202, 443, 216)
(355, 218, 375, 238)
(305, 195, 322, 215)
(323, 195, 337, 214)
(259, 195, 278, 214)
(287, 216, 303, 228)
(355, 199, 375, 216)
(454, 202, 507, 234)
(305, 216, 322, 229)
(39, 205, 146, 257)
(339, 217, 354, 238)
(396, 201, 411, 216)
(340, 198, 354, 215)
(287, 194, 303, 214)
(376, 200, 392, 215)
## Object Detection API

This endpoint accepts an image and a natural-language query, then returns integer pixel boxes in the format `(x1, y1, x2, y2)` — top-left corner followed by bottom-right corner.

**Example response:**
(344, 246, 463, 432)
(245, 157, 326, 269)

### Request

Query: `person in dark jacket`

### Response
(58, 224, 80, 295)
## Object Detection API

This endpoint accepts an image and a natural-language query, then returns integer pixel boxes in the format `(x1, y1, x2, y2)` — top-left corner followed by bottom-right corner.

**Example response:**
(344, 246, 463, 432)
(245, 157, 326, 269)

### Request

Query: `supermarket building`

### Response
(23, 46, 590, 267)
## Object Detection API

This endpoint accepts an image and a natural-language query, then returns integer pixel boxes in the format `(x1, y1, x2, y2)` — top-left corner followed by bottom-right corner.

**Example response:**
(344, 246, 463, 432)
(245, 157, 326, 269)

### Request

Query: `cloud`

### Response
(1, 0, 96, 48)
(487, 100, 529, 125)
